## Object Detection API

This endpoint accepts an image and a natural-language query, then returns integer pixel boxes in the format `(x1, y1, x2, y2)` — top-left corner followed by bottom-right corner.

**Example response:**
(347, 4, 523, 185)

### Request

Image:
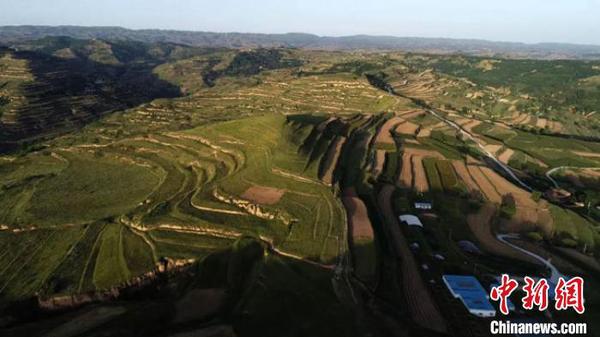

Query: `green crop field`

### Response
(423, 158, 443, 191)
(435, 160, 460, 191)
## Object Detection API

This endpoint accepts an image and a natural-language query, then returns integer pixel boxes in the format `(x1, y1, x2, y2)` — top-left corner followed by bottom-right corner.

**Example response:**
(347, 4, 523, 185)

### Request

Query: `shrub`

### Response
(499, 193, 516, 218)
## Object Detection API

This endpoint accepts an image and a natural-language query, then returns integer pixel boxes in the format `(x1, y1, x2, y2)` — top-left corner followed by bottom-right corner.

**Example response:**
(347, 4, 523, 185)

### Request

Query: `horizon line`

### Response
(2, 24, 600, 48)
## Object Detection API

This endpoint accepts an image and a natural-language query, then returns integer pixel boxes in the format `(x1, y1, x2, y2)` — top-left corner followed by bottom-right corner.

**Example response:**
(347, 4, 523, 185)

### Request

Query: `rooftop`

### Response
(443, 275, 496, 317)
(399, 214, 423, 227)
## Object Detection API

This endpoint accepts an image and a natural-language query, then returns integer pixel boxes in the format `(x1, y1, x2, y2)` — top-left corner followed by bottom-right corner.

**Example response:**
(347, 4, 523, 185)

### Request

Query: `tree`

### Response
(500, 193, 516, 218)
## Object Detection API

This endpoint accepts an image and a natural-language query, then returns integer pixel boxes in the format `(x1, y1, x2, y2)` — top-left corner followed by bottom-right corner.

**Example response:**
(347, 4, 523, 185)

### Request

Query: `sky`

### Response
(2, 0, 600, 45)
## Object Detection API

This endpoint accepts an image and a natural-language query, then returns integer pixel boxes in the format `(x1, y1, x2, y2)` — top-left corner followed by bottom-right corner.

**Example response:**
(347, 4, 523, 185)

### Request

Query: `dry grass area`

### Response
(342, 187, 374, 240)
(475, 59, 500, 71)
(573, 151, 600, 158)
(241, 186, 285, 205)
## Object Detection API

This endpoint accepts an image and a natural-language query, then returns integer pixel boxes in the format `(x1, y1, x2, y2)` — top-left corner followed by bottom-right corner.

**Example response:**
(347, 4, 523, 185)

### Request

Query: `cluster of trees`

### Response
(203, 49, 302, 86)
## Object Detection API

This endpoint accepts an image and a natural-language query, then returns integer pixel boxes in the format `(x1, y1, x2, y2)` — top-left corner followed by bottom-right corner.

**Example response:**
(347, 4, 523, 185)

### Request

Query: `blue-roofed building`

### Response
(443, 275, 497, 318)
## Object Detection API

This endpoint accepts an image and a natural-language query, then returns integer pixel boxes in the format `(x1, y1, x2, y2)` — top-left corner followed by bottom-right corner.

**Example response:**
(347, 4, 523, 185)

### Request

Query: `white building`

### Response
(399, 214, 423, 227)
(414, 202, 432, 210)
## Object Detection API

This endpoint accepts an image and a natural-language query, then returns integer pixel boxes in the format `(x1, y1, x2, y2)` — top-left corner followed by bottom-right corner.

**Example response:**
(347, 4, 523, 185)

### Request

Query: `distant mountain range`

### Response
(1, 25, 600, 59)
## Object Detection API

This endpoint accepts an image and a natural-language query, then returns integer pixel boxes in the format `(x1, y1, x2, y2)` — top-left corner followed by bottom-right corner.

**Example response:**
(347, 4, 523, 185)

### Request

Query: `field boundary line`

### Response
(77, 223, 107, 292)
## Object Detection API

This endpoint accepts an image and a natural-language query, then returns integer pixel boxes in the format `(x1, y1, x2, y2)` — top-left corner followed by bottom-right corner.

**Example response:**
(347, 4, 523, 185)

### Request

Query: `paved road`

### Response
(497, 234, 563, 284)
(426, 109, 533, 191)
(546, 166, 600, 189)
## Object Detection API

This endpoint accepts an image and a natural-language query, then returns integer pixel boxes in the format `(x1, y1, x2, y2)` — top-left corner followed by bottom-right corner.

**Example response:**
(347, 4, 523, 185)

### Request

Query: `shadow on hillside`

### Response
(0, 48, 181, 152)
(0, 238, 373, 337)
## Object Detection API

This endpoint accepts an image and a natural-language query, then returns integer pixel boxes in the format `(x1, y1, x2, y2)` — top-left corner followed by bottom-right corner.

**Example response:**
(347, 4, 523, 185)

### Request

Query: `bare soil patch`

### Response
(320, 136, 346, 185)
(498, 148, 514, 164)
(467, 164, 502, 203)
(536, 118, 548, 129)
(483, 144, 503, 155)
(398, 109, 425, 119)
(417, 121, 446, 138)
(395, 121, 420, 136)
(373, 149, 386, 175)
(241, 186, 285, 205)
(452, 160, 479, 192)
(574, 151, 600, 158)
(404, 139, 421, 144)
(375, 117, 404, 144)
(342, 187, 374, 240)
(404, 147, 445, 159)
(412, 156, 429, 192)
(398, 152, 413, 188)
(478, 165, 553, 235)
(549, 121, 563, 133)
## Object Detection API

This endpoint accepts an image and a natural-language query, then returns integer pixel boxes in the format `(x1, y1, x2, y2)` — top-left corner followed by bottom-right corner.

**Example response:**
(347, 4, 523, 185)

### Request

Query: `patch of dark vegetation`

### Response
(298, 59, 393, 77)
(202, 49, 302, 86)
(365, 71, 394, 93)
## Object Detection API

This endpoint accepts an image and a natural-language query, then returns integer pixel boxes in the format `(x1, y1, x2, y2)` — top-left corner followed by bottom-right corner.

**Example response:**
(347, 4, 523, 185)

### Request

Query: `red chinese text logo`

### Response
(490, 275, 585, 315)
(490, 274, 518, 315)
(522, 276, 549, 311)
(555, 276, 585, 314)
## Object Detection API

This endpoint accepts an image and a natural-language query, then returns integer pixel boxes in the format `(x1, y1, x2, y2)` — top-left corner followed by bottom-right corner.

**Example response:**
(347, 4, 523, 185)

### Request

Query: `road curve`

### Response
(426, 109, 533, 192)
(497, 234, 563, 284)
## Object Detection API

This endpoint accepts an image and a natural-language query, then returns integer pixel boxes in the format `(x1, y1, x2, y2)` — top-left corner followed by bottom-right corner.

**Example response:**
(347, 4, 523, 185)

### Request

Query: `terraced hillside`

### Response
(0, 114, 352, 298)
(1, 43, 600, 337)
